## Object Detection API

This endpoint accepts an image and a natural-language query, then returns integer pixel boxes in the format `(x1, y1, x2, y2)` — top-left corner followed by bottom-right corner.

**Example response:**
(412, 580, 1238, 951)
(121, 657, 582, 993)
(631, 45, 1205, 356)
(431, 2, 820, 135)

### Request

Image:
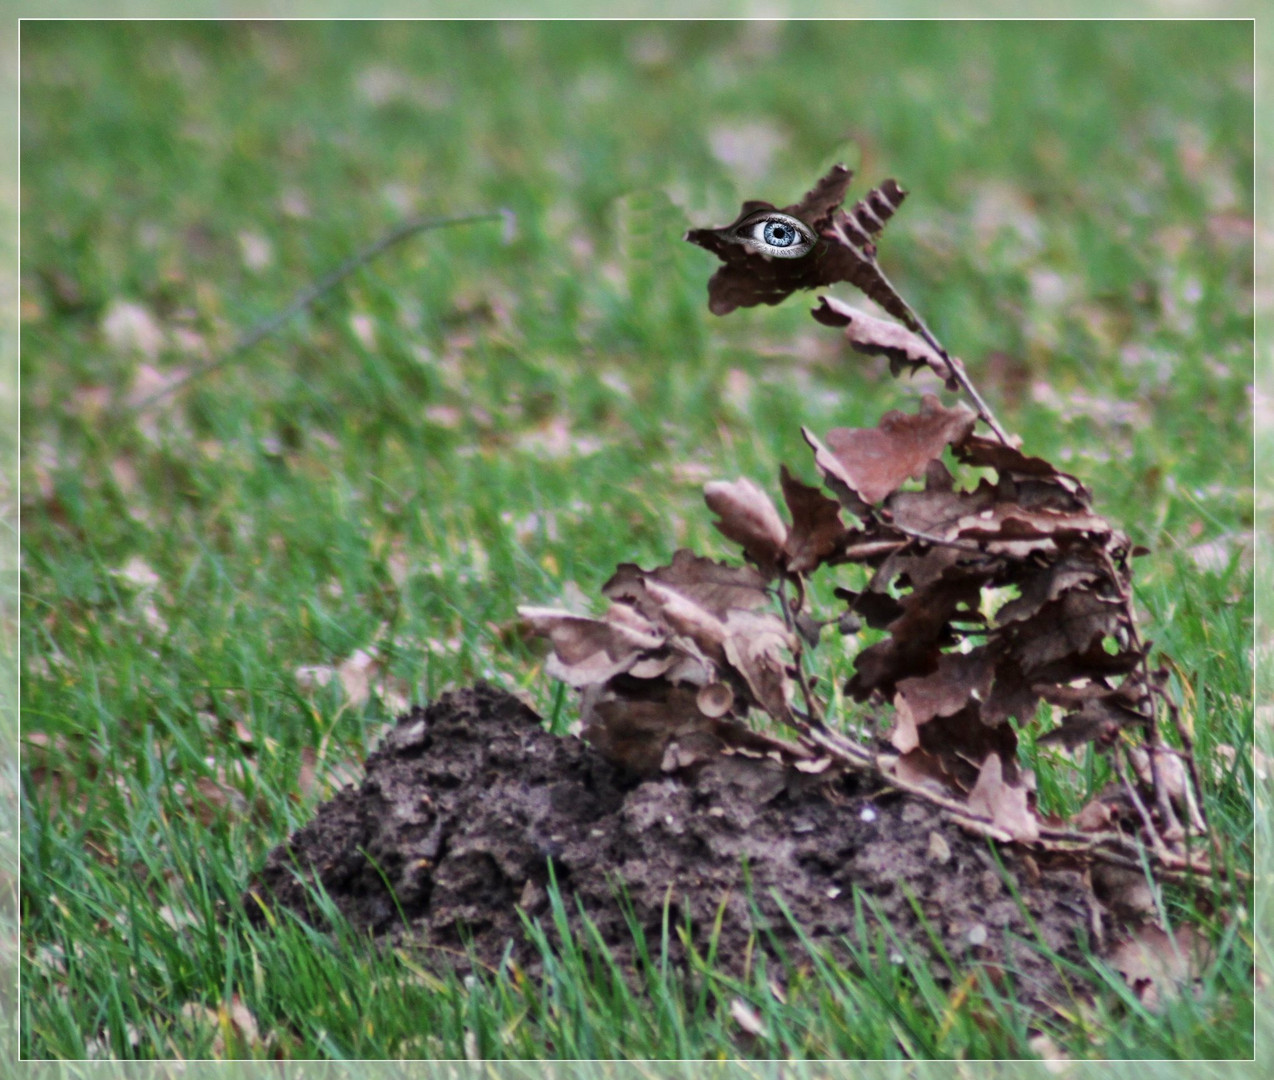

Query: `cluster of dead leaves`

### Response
(524, 164, 1229, 1005)
(524, 386, 1152, 846)
(678, 166, 1165, 842)
(520, 550, 819, 790)
(816, 404, 1151, 842)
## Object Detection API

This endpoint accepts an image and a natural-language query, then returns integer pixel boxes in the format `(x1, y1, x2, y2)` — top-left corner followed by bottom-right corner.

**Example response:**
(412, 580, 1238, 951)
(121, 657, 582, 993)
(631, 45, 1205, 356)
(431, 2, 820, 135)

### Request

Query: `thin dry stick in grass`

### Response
(131, 209, 515, 411)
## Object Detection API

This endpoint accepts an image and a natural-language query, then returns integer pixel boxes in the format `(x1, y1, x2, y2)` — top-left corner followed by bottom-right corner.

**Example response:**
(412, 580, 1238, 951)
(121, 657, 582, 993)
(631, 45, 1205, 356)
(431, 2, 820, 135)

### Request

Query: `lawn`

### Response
(18, 21, 1255, 1060)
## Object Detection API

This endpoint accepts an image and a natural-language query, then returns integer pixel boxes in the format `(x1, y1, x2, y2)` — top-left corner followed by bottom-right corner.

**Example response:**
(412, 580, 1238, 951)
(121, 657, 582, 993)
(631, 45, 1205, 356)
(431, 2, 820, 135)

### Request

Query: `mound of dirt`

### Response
(248, 684, 1094, 999)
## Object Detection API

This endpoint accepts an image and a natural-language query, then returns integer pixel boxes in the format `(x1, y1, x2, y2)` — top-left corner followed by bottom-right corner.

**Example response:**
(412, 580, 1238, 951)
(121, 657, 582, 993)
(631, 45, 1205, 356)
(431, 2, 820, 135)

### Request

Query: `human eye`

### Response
(727, 210, 817, 258)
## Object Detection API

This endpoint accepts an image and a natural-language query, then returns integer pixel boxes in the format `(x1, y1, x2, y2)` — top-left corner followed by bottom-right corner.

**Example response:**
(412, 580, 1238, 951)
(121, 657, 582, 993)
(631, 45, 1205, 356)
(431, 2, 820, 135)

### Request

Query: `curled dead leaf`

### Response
(812, 295, 957, 389)
(518, 606, 664, 687)
(704, 477, 787, 574)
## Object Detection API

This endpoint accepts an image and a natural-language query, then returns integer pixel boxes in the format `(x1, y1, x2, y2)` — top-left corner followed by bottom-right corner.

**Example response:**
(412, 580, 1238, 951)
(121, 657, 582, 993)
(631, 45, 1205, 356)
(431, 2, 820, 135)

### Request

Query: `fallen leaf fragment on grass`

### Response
(102, 298, 164, 359)
(295, 645, 412, 712)
(730, 997, 769, 1039)
(1108, 923, 1212, 1010)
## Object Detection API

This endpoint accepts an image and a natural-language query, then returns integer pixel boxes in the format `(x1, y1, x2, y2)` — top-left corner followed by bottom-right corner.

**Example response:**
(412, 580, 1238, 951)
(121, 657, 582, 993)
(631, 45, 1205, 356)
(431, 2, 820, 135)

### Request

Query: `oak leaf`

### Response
(779, 465, 848, 573)
(811, 295, 957, 389)
(518, 606, 664, 687)
(685, 165, 911, 319)
(603, 550, 771, 622)
(704, 477, 787, 574)
(809, 395, 977, 506)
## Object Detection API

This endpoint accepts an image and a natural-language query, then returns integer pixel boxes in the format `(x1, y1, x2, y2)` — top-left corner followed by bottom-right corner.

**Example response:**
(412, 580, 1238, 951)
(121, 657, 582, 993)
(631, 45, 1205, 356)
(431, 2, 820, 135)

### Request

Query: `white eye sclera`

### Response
(728, 210, 817, 259)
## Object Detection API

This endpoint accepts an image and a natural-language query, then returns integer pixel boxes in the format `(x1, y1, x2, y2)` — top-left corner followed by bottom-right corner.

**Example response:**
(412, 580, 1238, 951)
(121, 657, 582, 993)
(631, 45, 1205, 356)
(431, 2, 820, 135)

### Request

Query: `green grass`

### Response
(19, 21, 1254, 1059)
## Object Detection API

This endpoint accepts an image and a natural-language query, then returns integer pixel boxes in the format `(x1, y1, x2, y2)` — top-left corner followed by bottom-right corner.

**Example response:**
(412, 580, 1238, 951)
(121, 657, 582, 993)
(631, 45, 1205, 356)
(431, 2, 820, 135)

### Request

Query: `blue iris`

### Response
(763, 220, 797, 247)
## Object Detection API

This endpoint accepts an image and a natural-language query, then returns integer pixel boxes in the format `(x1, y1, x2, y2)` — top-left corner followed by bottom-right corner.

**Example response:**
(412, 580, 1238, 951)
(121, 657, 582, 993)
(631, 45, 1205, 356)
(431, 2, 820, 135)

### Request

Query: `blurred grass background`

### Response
(17, 20, 1256, 1059)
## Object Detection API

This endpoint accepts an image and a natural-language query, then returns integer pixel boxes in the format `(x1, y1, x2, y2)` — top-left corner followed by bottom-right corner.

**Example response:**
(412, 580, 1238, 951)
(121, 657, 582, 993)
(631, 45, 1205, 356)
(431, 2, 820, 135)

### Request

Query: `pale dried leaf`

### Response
(1108, 923, 1211, 1010)
(965, 752, 1039, 841)
(926, 830, 952, 864)
(730, 997, 769, 1038)
(102, 299, 164, 359)
(641, 580, 730, 661)
(224, 994, 261, 1048)
(722, 609, 798, 723)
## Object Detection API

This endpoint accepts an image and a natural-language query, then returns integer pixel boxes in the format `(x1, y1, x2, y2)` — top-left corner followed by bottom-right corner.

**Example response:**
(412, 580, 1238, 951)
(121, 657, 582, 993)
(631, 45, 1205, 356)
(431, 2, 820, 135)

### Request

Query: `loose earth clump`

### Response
(249, 684, 1095, 1002)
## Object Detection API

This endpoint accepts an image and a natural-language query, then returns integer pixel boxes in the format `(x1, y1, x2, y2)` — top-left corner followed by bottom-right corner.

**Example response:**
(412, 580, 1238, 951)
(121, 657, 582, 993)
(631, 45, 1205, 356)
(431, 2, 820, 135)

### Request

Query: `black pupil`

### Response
(763, 220, 796, 247)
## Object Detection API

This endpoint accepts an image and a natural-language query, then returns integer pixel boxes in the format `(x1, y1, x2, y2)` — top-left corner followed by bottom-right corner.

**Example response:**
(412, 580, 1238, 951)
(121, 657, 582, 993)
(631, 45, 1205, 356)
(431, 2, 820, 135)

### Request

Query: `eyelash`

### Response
(729, 212, 817, 258)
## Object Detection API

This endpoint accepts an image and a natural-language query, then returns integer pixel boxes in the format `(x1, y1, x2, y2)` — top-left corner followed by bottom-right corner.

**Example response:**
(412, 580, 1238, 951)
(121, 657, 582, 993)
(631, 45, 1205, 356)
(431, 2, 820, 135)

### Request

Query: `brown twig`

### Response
(778, 574, 826, 726)
(828, 219, 1013, 446)
(1113, 744, 1173, 860)
(789, 724, 1242, 896)
(1095, 547, 1184, 838)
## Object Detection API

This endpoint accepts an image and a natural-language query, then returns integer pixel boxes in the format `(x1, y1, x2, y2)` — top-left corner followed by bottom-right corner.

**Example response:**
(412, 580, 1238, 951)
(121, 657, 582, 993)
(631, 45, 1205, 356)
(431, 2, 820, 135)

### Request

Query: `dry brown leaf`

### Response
(722, 609, 798, 724)
(584, 688, 708, 776)
(518, 606, 664, 687)
(818, 395, 977, 506)
(641, 579, 730, 663)
(895, 650, 994, 729)
(994, 556, 1101, 625)
(1073, 797, 1114, 832)
(1037, 685, 1148, 749)
(890, 695, 921, 754)
(801, 426, 872, 518)
(886, 746, 961, 797)
(779, 464, 847, 573)
(1009, 588, 1125, 676)
(685, 165, 912, 320)
(1108, 923, 1212, 1010)
(811, 295, 957, 388)
(704, 477, 787, 574)
(603, 550, 771, 621)
(965, 752, 1039, 842)
(956, 435, 1088, 500)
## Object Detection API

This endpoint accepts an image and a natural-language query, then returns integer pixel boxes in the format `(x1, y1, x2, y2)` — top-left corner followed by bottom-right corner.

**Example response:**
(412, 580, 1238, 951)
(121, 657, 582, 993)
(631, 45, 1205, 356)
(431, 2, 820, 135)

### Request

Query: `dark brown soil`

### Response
(248, 684, 1095, 1000)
